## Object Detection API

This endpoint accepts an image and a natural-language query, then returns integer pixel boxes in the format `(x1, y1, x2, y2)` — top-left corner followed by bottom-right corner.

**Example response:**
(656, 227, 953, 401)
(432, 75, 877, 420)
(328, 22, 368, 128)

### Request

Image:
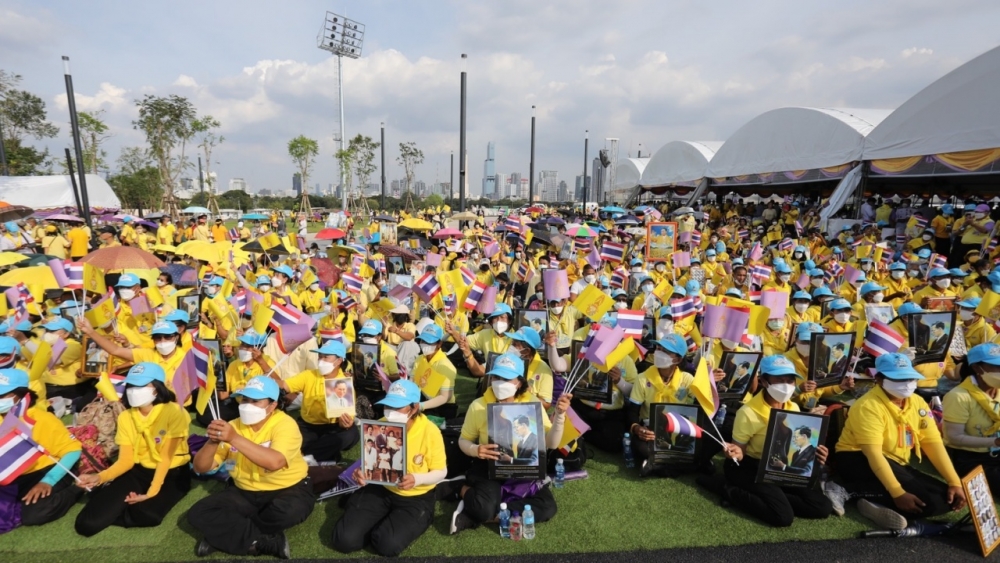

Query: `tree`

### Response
(334, 145, 355, 200)
(288, 135, 319, 195)
(133, 94, 198, 208)
(78, 110, 111, 174)
(108, 146, 162, 213)
(0, 69, 58, 175)
(396, 141, 424, 196)
(219, 189, 252, 211)
(349, 134, 379, 194)
(423, 193, 444, 207)
(193, 115, 223, 193)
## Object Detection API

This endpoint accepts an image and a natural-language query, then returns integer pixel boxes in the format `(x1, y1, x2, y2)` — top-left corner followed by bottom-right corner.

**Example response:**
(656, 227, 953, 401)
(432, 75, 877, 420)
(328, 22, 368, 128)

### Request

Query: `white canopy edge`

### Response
(0, 174, 121, 210)
(614, 158, 649, 191)
(641, 141, 722, 187)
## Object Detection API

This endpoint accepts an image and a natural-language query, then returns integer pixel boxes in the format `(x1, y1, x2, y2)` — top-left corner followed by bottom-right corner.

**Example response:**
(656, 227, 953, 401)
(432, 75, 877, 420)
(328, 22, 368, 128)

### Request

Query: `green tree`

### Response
(78, 110, 111, 174)
(348, 134, 379, 193)
(334, 145, 355, 201)
(423, 193, 444, 207)
(108, 146, 162, 213)
(219, 189, 252, 211)
(288, 135, 319, 195)
(133, 94, 198, 208)
(0, 69, 59, 175)
(193, 115, 223, 193)
(396, 141, 424, 197)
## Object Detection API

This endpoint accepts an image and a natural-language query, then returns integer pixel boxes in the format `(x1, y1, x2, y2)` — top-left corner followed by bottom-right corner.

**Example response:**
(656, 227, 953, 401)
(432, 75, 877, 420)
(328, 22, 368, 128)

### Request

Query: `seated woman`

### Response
(450, 353, 570, 534)
(831, 353, 966, 530)
(332, 380, 447, 556)
(410, 324, 457, 419)
(716, 355, 833, 527)
(189, 376, 314, 559)
(74, 363, 191, 537)
(195, 331, 272, 426)
(942, 342, 1000, 492)
(0, 368, 83, 527)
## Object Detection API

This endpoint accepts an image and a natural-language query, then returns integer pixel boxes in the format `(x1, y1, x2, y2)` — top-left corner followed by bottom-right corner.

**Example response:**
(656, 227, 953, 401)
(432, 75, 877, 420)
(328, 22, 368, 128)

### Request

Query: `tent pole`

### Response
(65, 148, 84, 218)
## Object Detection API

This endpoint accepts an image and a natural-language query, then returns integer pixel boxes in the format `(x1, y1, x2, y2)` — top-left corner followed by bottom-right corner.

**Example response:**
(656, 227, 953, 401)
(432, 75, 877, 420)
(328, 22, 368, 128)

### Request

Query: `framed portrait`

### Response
(60, 304, 86, 324)
(487, 402, 546, 480)
(515, 308, 548, 336)
(558, 241, 574, 261)
(650, 403, 704, 466)
(351, 343, 384, 392)
(963, 465, 1000, 557)
(387, 256, 407, 276)
(808, 332, 855, 388)
(717, 352, 762, 400)
(80, 336, 108, 377)
(410, 261, 426, 280)
(786, 322, 800, 351)
(864, 304, 895, 326)
(924, 296, 957, 312)
(640, 316, 656, 352)
(388, 274, 413, 290)
(645, 222, 677, 261)
(906, 311, 957, 365)
(573, 366, 614, 403)
(358, 419, 407, 487)
(569, 339, 591, 375)
(755, 409, 829, 488)
(324, 377, 356, 419)
(176, 294, 202, 329)
(476, 352, 503, 398)
(197, 339, 229, 392)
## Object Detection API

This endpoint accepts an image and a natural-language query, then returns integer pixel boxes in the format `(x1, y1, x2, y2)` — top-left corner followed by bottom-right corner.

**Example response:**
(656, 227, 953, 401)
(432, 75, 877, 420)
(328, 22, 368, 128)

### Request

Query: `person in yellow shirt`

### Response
(912, 267, 959, 309)
(882, 263, 913, 309)
(66, 225, 90, 260)
(832, 353, 966, 531)
(1, 369, 84, 527)
(957, 203, 993, 262)
(78, 319, 189, 395)
(410, 324, 457, 418)
(786, 290, 820, 326)
(211, 218, 228, 242)
(762, 317, 791, 356)
(156, 216, 176, 246)
(298, 279, 326, 314)
(37, 318, 85, 400)
(73, 363, 192, 537)
(192, 215, 212, 241)
(189, 376, 313, 558)
(331, 379, 447, 556)
(941, 343, 1000, 491)
(452, 303, 514, 376)
(40, 224, 70, 258)
(236, 221, 251, 242)
(269, 265, 302, 309)
(120, 216, 138, 246)
(930, 206, 954, 257)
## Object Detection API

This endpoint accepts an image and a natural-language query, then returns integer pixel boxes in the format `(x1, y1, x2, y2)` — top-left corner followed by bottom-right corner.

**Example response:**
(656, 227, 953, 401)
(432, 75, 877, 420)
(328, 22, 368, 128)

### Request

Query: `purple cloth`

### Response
(500, 478, 545, 504)
(0, 483, 22, 535)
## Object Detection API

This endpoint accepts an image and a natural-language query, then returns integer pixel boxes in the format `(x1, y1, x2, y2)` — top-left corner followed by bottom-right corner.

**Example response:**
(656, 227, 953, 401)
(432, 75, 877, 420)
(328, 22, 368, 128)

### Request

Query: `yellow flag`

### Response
(85, 295, 117, 328)
(688, 323, 703, 347)
(29, 341, 52, 381)
(855, 245, 872, 260)
(83, 263, 106, 294)
(977, 290, 1000, 320)
(702, 295, 721, 306)
(95, 372, 122, 402)
(252, 306, 274, 335)
(301, 269, 318, 287)
(652, 280, 674, 303)
(258, 232, 282, 251)
(196, 354, 218, 415)
(523, 230, 534, 247)
(598, 338, 635, 372)
(146, 285, 165, 309)
(748, 305, 770, 336)
(206, 296, 229, 323)
(572, 285, 614, 322)
(0, 293, 8, 317)
(872, 246, 884, 264)
(371, 298, 396, 315)
(689, 358, 716, 416)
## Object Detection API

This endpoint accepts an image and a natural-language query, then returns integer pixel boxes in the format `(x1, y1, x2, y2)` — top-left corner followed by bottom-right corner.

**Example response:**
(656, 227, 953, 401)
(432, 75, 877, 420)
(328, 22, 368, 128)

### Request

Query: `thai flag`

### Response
(64, 262, 84, 290)
(443, 293, 456, 315)
(574, 238, 590, 252)
(616, 310, 645, 338)
(600, 241, 625, 263)
(191, 341, 211, 389)
(339, 295, 357, 310)
(983, 238, 997, 255)
(691, 231, 701, 245)
(778, 238, 794, 251)
(664, 411, 702, 438)
(913, 215, 928, 230)
(738, 229, 749, 240)
(109, 372, 127, 399)
(16, 283, 33, 305)
(516, 262, 531, 282)
(692, 295, 704, 314)
(378, 259, 387, 275)
(109, 289, 121, 315)
(863, 320, 906, 357)
(200, 272, 213, 287)
(228, 227, 240, 241)
(749, 290, 762, 304)
(577, 325, 598, 359)
(828, 261, 845, 278)
(342, 272, 364, 294)
(0, 420, 44, 486)
(895, 234, 907, 247)
(794, 221, 804, 238)
(319, 329, 345, 346)
(610, 270, 627, 289)
(481, 234, 495, 244)
(463, 280, 488, 310)
(750, 265, 772, 283)
(880, 251, 894, 266)
(229, 290, 248, 315)
(670, 297, 696, 321)
(269, 301, 307, 328)
(459, 267, 476, 287)
(413, 272, 442, 302)
(930, 253, 947, 270)
(9, 394, 32, 421)
(505, 216, 522, 232)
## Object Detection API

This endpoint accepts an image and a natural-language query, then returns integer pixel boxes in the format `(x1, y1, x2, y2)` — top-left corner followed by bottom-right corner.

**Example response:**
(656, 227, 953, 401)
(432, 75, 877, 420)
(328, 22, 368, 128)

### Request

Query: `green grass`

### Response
(2, 371, 905, 562)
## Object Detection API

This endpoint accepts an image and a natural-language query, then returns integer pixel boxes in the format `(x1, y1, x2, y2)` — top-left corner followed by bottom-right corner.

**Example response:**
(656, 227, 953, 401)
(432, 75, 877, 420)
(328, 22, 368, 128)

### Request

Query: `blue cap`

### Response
(942, 204, 954, 216)
(690, 255, 701, 263)
(123, 216, 132, 223)
(774, 263, 792, 274)
(812, 287, 835, 298)
(631, 257, 644, 265)
(796, 322, 822, 341)
(255, 275, 272, 286)
(829, 298, 852, 311)
(929, 267, 951, 278)
(794, 245, 806, 253)
(377, 379, 421, 408)
(725, 288, 743, 298)
(238, 331, 268, 347)
(611, 289, 627, 298)
(359, 319, 383, 336)
(949, 268, 968, 278)
(841, 225, 851, 231)
(889, 262, 906, 271)
(732, 258, 744, 266)
(12, 319, 32, 333)
(969, 343, 1000, 366)
(917, 249, 932, 259)
(759, 355, 799, 378)
(150, 321, 178, 336)
(0, 368, 29, 394)
(672, 286, 687, 297)
(487, 353, 524, 380)
(313, 340, 347, 358)
(859, 282, 886, 296)
(116, 273, 141, 287)
(125, 362, 167, 386)
(41, 317, 74, 333)
(859, 257, 873, 264)
(658, 306, 673, 319)
(792, 290, 812, 301)
(208, 276, 225, 286)
(957, 297, 982, 309)
(875, 353, 924, 381)
(832, 247, 843, 254)
(705, 249, 717, 257)
(654, 333, 688, 356)
(161, 309, 190, 324)
(846, 237, 854, 244)
(233, 375, 280, 401)
(685, 280, 701, 293)
(808, 268, 824, 277)
(508, 327, 541, 350)
(0, 336, 20, 356)
(272, 265, 295, 279)
(897, 302, 924, 316)
(489, 303, 513, 319)
(417, 324, 444, 344)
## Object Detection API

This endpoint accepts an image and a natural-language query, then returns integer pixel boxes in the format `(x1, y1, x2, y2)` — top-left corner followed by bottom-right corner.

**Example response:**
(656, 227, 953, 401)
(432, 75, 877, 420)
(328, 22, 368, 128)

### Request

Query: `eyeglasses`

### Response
(151, 334, 175, 342)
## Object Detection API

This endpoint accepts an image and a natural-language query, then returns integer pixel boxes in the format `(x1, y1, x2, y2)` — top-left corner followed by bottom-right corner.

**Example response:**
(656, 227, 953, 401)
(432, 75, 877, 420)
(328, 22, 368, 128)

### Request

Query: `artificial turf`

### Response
(0, 372, 949, 562)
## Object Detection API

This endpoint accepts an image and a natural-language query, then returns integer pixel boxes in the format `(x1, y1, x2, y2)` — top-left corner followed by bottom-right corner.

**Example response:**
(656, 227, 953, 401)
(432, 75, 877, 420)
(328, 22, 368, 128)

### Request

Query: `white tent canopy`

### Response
(864, 45, 1000, 160)
(613, 158, 649, 191)
(0, 174, 121, 210)
(706, 107, 891, 178)
(641, 141, 722, 187)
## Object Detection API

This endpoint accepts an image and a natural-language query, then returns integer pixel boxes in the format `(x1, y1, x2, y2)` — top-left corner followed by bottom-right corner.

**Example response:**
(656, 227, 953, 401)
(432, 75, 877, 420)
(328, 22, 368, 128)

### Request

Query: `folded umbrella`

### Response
(79, 247, 165, 270)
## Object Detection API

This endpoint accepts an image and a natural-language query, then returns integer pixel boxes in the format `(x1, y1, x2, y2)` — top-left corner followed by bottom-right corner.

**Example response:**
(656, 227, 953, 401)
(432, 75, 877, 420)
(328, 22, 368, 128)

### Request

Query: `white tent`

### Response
(614, 158, 649, 191)
(0, 174, 121, 210)
(641, 141, 722, 187)
(864, 45, 1000, 160)
(706, 107, 891, 178)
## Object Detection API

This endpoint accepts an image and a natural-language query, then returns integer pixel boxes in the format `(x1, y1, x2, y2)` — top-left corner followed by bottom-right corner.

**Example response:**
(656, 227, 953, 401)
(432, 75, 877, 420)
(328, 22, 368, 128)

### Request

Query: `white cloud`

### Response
(53, 82, 130, 113)
(838, 57, 889, 72)
(901, 47, 934, 58)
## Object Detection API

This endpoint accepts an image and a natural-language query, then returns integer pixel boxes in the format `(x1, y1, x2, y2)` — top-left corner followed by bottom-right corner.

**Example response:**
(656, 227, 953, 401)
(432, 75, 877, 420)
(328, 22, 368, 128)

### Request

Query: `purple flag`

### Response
(172, 350, 199, 406)
(583, 325, 625, 365)
(474, 286, 497, 315)
(542, 269, 569, 301)
(760, 290, 790, 319)
(128, 294, 152, 316)
(47, 339, 67, 370)
(702, 304, 749, 342)
(388, 285, 412, 302)
(48, 259, 70, 288)
(586, 242, 602, 270)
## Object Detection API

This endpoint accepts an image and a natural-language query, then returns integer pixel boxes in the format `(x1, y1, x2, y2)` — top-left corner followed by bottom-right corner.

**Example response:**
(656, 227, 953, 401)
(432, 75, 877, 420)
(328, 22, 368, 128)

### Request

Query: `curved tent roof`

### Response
(706, 107, 891, 179)
(863, 45, 1000, 160)
(0, 174, 121, 210)
(641, 141, 722, 187)
(614, 158, 649, 191)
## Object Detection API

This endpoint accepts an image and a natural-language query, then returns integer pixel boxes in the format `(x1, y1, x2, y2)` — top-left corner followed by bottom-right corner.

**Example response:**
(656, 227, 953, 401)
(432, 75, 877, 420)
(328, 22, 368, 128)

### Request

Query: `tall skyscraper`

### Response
(228, 178, 248, 193)
(509, 173, 522, 200)
(292, 173, 302, 197)
(539, 171, 559, 202)
(482, 142, 496, 199)
(575, 175, 590, 201)
(494, 173, 509, 199)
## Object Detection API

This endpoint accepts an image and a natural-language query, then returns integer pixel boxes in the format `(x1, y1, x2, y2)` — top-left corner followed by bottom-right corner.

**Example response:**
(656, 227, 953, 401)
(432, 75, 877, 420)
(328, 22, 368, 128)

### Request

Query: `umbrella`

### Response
(433, 228, 463, 239)
(545, 217, 565, 226)
(0, 202, 34, 223)
(601, 205, 626, 213)
(0, 265, 59, 289)
(240, 239, 292, 255)
(451, 211, 478, 221)
(159, 264, 198, 287)
(0, 252, 27, 267)
(310, 257, 338, 287)
(525, 206, 545, 213)
(372, 214, 397, 223)
(175, 241, 219, 262)
(182, 206, 212, 214)
(21, 253, 59, 266)
(137, 220, 158, 230)
(399, 218, 434, 231)
(615, 215, 641, 225)
(44, 214, 85, 224)
(79, 246, 165, 270)
(564, 224, 597, 238)
(144, 212, 167, 220)
(315, 228, 347, 241)
(626, 227, 646, 236)
(378, 244, 419, 262)
(153, 244, 178, 254)
(242, 213, 268, 220)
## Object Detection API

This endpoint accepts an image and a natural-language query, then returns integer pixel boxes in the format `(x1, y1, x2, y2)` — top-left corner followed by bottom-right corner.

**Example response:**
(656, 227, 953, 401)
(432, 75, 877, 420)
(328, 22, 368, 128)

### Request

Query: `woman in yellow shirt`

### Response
(332, 379, 447, 556)
(74, 363, 191, 536)
(942, 343, 1000, 492)
(189, 376, 313, 558)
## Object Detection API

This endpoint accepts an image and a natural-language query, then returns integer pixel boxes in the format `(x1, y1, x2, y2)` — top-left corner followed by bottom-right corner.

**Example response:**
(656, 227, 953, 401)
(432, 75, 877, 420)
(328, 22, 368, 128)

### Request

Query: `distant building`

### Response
(258, 189, 273, 197)
(391, 179, 402, 197)
(539, 171, 559, 202)
(592, 157, 605, 203)
(558, 180, 569, 202)
(414, 180, 427, 197)
(293, 173, 302, 197)
(482, 142, 496, 199)
(228, 178, 248, 193)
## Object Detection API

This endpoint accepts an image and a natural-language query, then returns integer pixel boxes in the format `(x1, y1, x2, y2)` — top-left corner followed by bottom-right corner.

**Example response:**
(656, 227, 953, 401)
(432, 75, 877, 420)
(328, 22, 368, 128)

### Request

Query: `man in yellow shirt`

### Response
(66, 225, 90, 260)
(120, 216, 138, 246)
(157, 216, 176, 246)
(192, 215, 212, 241)
(211, 218, 228, 242)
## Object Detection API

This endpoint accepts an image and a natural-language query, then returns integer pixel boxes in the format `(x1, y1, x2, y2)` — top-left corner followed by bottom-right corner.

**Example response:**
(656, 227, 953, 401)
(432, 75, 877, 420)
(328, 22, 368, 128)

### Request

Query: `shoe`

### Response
(249, 532, 290, 559)
(857, 499, 907, 531)
(195, 539, 215, 557)
(639, 459, 655, 478)
(450, 500, 476, 535)
(823, 481, 851, 517)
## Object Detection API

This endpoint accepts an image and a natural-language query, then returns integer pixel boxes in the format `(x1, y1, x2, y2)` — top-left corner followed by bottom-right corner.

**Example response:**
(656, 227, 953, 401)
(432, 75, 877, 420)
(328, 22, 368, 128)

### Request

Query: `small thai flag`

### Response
(983, 238, 997, 255)
(851, 238, 865, 248)
(750, 265, 772, 282)
(459, 267, 476, 287)
(863, 320, 906, 357)
(342, 272, 364, 294)
(794, 221, 804, 238)
(670, 297, 696, 321)
(16, 283, 33, 304)
(691, 231, 701, 246)
(378, 259, 387, 275)
(319, 329, 345, 346)
(191, 341, 211, 389)
(738, 229, 749, 240)
(610, 270, 627, 289)
(692, 295, 703, 314)
(749, 290, 762, 305)
(577, 325, 598, 359)
(229, 290, 248, 315)
(463, 281, 488, 310)
(269, 301, 307, 327)
(443, 294, 456, 315)
(64, 262, 84, 290)
(828, 261, 845, 278)
(0, 422, 44, 486)
(930, 253, 947, 270)
(574, 238, 590, 252)
(481, 234, 495, 244)
(616, 310, 645, 338)
(339, 295, 357, 310)
(880, 251, 894, 266)
(228, 227, 240, 241)
(505, 216, 522, 232)
(109, 289, 121, 315)
(895, 234, 907, 247)
(413, 272, 442, 302)
(664, 411, 702, 438)
(109, 372, 127, 399)
(778, 238, 794, 251)
(599, 241, 625, 263)
(516, 262, 531, 282)
(913, 215, 928, 230)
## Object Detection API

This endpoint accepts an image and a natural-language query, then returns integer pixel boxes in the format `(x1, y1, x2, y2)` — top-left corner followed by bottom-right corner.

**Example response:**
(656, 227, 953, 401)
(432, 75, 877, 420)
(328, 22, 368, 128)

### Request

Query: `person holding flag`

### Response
(76, 319, 189, 397)
(199, 276, 235, 341)
(451, 304, 514, 378)
(113, 274, 156, 348)
(37, 318, 85, 401)
(159, 309, 194, 353)
(941, 342, 1000, 492)
(411, 324, 458, 419)
(74, 363, 191, 537)
(0, 369, 84, 527)
(196, 331, 272, 425)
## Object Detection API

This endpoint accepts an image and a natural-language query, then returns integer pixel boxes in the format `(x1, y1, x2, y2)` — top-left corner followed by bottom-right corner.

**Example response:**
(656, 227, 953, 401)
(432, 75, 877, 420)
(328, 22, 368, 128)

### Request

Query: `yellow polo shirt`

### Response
(392, 414, 447, 498)
(212, 410, 308, 492)
(733, 392, 800, 459)
(460, 388, 551, 445)
(629, 366, 695, 422)
(285, 369, 347, 424)
(115, 403, 191, 469)
(225, 355, 273, 394)
(836, 386, 940, 465)
(942, 378, 1000, 454)
(24, 405, 81, 474)
(412, 349, 457, 404)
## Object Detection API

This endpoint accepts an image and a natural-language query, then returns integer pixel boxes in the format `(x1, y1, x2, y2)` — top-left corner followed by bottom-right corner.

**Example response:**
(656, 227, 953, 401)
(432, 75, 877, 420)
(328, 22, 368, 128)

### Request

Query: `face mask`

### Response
(642, 285, 653, 295)
(272, 278, 284, 288)
(922, 234, 931, 241)
(310, 283, 320, 292)
(258, 284, 271, 292)
(834, 312, 850, 324)
(882, 379, 917, 399)
(861, 263, 872, 271)
(238, 403, 268, 426)
(811, 279, 823, 288)
(493, 320, 508, 334)
(126, 386, 156, 408)
(0, 397, 14, 414)
(552, 306, 564, 315)
(583, 274, 597, 285)
(119, 289, 136, 301)
(977, 212, 988, 219)
(891, 271, 905, 280)
(614, 301, 626, 310)
(655, 264, 665, 272)
(632, 267, 642, 273)
(708, 256, 717, 263)
(767, 320, 785, 331)
(653, 351, 676, 369)
(907, 271, 919, 278)
(492, 380, 518, 400)
(980, 372, 1000, 389)
(156, 280, 167, 287)
(794, 303, 809, 314)
(935, 279, 951, 289)
(155, 340, 177, 356)
(420, 343, 438, 356)
(871, 293, 884, 303)
(205, 287, 218, 296)
(779, 274, 791, 283)
(766, 383, 796, 404)
(793, 253, 803, 260)
(960, 309, 975, 321)
(385, 408, 410, 424)
(43, 332, 60, 344)
(318, 360, 336, 375)
(238, 350, 253, 363)
(796, 343, 811, 357)
(362, 337, 378, 345)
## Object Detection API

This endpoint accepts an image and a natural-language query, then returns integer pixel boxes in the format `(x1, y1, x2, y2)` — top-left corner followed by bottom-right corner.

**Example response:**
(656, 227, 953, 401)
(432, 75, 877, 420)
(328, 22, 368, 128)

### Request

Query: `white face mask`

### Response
(871, 293, 884, 303)
(258, 285, 271, 292)
(891, 270, 905, 280)
(794, 303, 809, 314)
(238, 350, 253, 363)
(493, 320, 508, 334)
(272, 278, 284, 288)
(655, 264, 665, 272)
(492, 380, 518, 400)
(584, 275, 596, 284)
(922, 234, 932, 241)
(614, 301, 627, 310)
(156, 280, 167, 287)
(653, 350, 676, 369)
(861, 263, 872, 271)
(960, 309, 975, 321)
(810, 279, 823, 288)
(766, 383, 796, 404)
(979, 372, 1000, 389)
(976, 212, 988, 219)
(238, 403, 268, 426)
(362, 337, 378, 345)
(385, 408, 410, 424)
(833, 312, 850, 324)
(126, 386, 156, 408)
(882, 379, 917, 399)
(779, 274, 791, 283)
(310, 283, 320, 292)
(119, 288, 136, 301)
(535, 292, 543, 300)
(155, 340, 177, 356)
(420, 343, 438, 356)
(205, 286, 218, 296)
(632, 267, 642, 272)
(642, 285, 653, 294)
(720, 339, 739, 350)
(767, 320, 785, 331)
(552, 306, 564, 315)
(793, 253, 803, 260)
(318, 360, 336, 375)
(0, 397, 14, 414)
(43, 332, 60, 344)
(935, 279, 951, 289)
(796, 342, 811, 357)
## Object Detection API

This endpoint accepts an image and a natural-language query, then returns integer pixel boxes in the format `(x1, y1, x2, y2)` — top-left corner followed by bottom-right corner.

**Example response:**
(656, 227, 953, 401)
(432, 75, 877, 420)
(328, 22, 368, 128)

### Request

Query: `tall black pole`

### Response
(459, 54, 467, 212)
(380, 122, 386, 210)
(449, 151, 454, 203)
(65, 149, 83, 217)
(529, 105, 535, 204)
(63, 56, 91, 226)
(0, 119, 8, 175)
(198, 156, 205, 193)
(582, 130, 589, 213)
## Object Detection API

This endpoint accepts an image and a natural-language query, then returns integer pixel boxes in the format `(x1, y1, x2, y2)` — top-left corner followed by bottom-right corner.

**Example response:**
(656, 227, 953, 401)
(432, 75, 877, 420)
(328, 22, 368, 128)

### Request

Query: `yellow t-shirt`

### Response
(412, 350, 457, 403)
(212, 410, 308, 491)
(25, 405, 81, 474)
(942, 378, 1000, 454)
(67, 228, 90, 257)
(836, 386, 940, 465)
(42, 339, 83, 386)
(225, 356, 272, 394)
(116, 403, 191, 469)
(629, 367, 695, 422)
(132, 348, 188, 392)
(460, 389, 551, 445)
(285, 369, 347, 424)
(733, 392, 800, 459)
(392, 414, 447, 498)
(157, 224, 176, 245)
(526, 353, 554, 404)
(466, 328, 512, 356)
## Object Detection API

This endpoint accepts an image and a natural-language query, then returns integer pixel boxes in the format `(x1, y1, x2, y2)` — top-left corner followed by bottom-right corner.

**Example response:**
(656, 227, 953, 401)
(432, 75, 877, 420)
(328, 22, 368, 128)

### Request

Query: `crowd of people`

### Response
(2, 193, 1000, 556)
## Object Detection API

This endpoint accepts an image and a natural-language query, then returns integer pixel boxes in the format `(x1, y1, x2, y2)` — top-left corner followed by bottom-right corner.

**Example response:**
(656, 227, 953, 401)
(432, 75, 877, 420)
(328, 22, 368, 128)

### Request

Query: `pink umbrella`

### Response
(433, 228, 463, 239)
(316, 227, 347, 240)
(44, 214, 85, 223)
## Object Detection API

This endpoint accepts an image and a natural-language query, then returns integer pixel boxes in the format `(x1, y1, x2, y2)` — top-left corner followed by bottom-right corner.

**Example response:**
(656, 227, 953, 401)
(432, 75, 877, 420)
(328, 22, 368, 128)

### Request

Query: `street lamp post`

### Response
(62, 56, 92, 226)
(582, 130, 589, 213)
(529, 105, 535, 204)
(459, 54, 467, 212)
(450, 151, 454, 203)
(380, 121, 386, 210)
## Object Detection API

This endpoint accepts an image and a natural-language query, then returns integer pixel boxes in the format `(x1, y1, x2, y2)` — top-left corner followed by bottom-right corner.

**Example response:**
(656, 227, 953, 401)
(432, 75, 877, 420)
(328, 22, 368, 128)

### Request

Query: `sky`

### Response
(2, 0, 999, 198)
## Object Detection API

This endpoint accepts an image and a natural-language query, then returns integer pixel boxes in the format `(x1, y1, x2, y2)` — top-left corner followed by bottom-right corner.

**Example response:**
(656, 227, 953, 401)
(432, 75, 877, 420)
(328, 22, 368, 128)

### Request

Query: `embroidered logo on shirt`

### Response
(413, 454, 424, 465)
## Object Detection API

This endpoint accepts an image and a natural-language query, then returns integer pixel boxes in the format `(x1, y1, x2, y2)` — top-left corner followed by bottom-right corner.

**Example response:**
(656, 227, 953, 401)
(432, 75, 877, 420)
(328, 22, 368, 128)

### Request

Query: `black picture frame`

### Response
(176, 294, 202, 329)
(755, 409, 829, 488)
(352, 342, 384, 392)
(572, 365, 614, 403)
(515, 308, 548, 336)
(387, 256, 406, 276)
(907, 311, 957, 365)
(808, 332, 855, 387)
(487, 402, 546, 480)
(358, 419, 407, 487)
(650, 402, 704, 466)
(717, 351, 762, 400)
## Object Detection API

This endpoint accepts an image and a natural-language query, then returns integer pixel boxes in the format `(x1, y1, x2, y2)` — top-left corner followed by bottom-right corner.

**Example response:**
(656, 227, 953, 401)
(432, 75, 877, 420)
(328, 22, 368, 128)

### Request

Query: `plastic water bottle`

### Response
(522, 505, 536, 540)
(498, 503, 511, 539)
(554, 459, 565, 488)
(510, 511, 522, 541)
(623, 433, 635, 468)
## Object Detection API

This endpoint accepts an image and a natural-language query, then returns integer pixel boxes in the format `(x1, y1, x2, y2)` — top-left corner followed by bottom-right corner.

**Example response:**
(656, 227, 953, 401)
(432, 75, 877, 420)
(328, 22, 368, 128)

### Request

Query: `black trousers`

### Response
(462, 460, 556, 525)
(188, 478, 314, 555)
(14, 469, 83, 526)
(723, 457, 832, 527)
(46, 379, 97, 408)
(332, 485, 435, 556)
(947, 447, 1000, 495)
(297, 419, 360, 462)
(194, 397, 239, 427)
(75, 465, 191, 537)
(834, 450, 952, 519)
(572, 400, 625, 453)
(423, 403, 458, 420)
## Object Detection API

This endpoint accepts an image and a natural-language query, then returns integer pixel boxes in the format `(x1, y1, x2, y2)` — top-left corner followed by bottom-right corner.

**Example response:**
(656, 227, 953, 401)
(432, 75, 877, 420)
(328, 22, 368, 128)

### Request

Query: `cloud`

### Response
(901, 47, 934, 58)
(838, 57, 889, 72)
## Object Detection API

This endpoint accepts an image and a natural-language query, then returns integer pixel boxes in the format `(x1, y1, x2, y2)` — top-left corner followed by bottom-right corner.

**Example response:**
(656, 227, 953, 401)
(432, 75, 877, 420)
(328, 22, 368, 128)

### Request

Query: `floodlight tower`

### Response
(317, 12, 365, 212)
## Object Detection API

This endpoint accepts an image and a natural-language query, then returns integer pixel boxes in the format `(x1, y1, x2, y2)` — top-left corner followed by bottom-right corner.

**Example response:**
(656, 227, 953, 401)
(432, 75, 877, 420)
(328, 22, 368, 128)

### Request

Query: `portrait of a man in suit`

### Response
(499, 415, 538, 466)
(769, 426, 817, 476)
(928, 321, 949, 354)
